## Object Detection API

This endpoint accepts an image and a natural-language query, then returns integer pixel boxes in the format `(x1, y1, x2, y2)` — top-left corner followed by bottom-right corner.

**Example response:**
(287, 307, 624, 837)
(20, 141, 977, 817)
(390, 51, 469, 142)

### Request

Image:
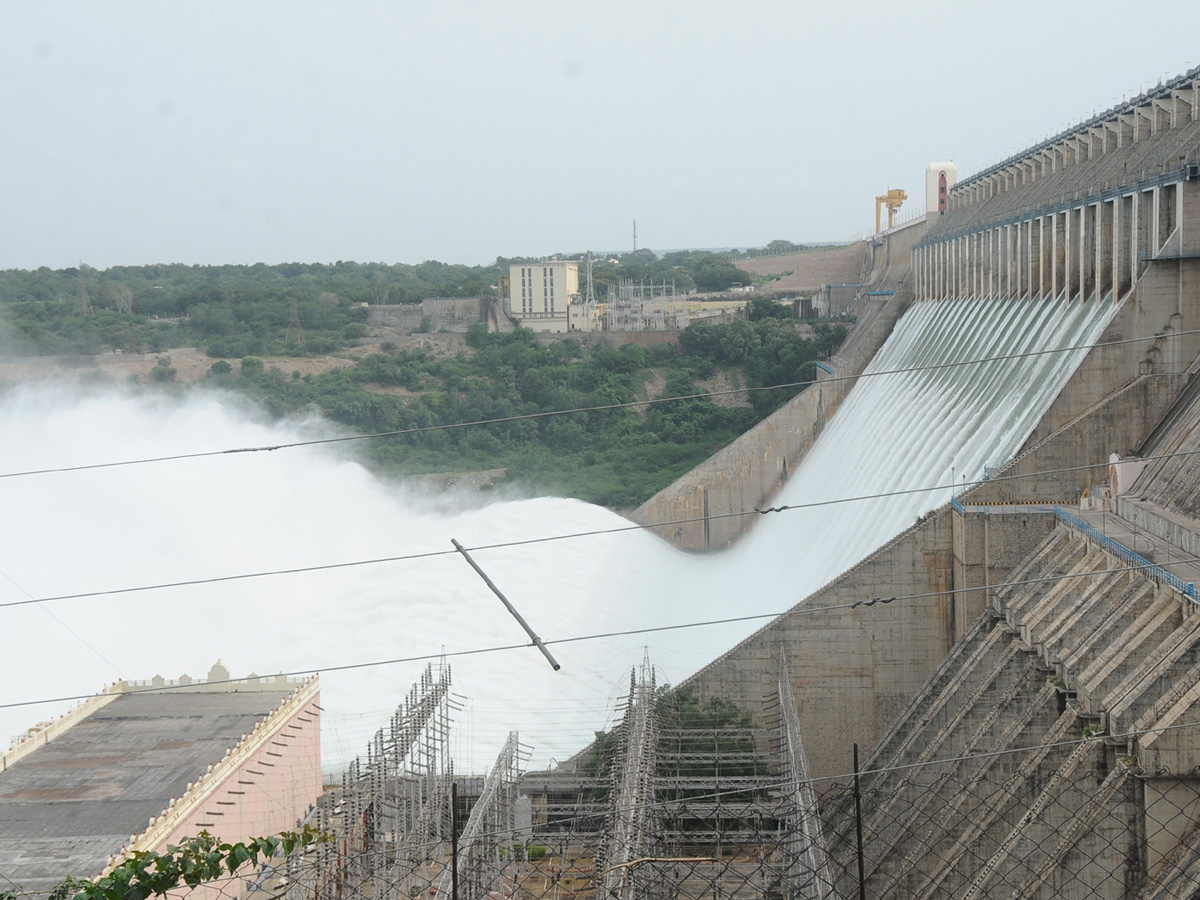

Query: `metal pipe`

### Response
(452, 539, 561, 671)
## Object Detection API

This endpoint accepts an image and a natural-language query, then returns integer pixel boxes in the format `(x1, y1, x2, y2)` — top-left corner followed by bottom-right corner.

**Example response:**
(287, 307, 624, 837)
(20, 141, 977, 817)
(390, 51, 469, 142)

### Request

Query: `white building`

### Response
(508, 261, 579, 332)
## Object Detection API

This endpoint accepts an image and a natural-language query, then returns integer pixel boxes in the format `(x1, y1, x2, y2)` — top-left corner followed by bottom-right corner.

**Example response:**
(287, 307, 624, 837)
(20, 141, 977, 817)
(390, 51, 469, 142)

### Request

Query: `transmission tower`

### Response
(632, 219, 637, 253)
(585, 251, 596, 305)
(74, 263, 94, 316)
(284, 295, 303, 348)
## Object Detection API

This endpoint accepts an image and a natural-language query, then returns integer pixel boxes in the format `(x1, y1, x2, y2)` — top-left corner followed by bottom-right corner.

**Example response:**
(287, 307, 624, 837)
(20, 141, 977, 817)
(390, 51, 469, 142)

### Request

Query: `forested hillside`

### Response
(0, 262, 847, 507)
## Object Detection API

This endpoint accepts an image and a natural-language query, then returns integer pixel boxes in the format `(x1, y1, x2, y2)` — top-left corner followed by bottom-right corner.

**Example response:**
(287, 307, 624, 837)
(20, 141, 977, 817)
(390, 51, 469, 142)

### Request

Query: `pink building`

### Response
(0, 663, 322, 898)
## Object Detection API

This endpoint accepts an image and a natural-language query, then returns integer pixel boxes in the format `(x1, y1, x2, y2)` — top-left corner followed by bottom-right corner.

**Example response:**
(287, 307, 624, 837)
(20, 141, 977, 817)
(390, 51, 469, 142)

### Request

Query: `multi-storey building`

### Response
(507, 261, 579, 332)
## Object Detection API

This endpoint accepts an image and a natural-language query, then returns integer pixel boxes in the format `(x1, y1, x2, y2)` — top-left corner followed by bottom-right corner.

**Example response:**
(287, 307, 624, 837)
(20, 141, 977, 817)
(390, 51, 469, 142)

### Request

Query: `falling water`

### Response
(0, 295, 1118, 773)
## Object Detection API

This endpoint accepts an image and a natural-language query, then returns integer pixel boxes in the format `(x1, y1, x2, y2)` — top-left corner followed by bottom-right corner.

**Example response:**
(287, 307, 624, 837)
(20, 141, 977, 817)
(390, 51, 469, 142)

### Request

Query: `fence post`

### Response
(451, 781, 459, 900)
(854, 743, 866, 900)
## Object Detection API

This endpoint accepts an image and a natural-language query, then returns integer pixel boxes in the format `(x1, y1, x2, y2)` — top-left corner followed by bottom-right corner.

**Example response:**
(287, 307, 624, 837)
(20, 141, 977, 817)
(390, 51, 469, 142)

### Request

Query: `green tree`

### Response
(693, 257, 749, 292)
(746, 296, 793, 321)
(0, 828, 325, 900)
(150, 356, 176, 383)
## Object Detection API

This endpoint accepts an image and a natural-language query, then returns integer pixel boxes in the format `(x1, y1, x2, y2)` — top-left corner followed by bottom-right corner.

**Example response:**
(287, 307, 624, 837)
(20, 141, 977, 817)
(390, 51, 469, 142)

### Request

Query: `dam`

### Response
(189, 64, 1200, 900)
(5, 65, 1200, 900)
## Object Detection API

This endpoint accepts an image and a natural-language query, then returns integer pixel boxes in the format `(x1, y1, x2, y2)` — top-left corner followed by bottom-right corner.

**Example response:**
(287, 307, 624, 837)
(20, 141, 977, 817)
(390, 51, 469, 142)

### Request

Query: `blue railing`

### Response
(950, 499, 1198, 603)
(1053, 507, 1197, 602)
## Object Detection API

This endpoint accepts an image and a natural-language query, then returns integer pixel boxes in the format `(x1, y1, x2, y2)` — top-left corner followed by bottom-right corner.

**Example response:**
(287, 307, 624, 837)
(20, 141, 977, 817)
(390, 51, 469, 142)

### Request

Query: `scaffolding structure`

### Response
(268, 657, 832, 900)
(278, 662, 458, 900)
(437, 732, 525, 900)
(776, 655, 834, 900)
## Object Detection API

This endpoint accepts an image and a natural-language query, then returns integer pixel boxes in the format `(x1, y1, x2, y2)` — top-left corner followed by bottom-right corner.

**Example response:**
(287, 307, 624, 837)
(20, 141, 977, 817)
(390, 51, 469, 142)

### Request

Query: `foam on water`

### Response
(0, 296, 1117, 773)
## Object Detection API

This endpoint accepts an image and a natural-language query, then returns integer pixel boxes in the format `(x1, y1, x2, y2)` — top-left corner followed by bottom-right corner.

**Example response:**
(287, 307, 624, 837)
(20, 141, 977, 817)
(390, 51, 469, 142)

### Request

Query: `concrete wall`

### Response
(952, 506, 1058, 639)
(367, 297, 488, 333)
(681, 508, 953, 780)
(866, 217, 926, 288)
(1019, 261, 1200, 452)
(966, 375, 1178, 506)
(1119, 496, 1200, 560)
(103, 679, 322, 899)
(630, 289, 909, 550)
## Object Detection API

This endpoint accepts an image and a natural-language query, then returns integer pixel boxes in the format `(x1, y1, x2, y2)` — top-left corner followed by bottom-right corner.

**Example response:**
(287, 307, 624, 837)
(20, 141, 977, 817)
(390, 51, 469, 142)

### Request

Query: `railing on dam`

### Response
(950, 498, 1058, 515)
(1053, 507, 1198, 602)
(950, 497, 1199, 602)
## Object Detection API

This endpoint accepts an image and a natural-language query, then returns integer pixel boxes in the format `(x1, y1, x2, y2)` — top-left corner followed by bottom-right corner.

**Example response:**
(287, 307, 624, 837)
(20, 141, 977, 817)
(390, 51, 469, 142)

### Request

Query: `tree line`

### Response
(0, 248, 805, 358)
(0, 261, 845, 507)
(217, 313, 846, 507)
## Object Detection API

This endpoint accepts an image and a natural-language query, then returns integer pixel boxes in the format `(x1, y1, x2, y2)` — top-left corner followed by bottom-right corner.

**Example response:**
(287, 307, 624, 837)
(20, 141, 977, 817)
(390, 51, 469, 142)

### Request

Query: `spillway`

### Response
(0, 294, 1118, 773)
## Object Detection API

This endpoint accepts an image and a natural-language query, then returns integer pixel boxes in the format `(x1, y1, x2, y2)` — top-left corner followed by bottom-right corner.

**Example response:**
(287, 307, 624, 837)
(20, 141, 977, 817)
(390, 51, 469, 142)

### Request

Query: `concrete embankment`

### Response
(820, 507, 1200, 899)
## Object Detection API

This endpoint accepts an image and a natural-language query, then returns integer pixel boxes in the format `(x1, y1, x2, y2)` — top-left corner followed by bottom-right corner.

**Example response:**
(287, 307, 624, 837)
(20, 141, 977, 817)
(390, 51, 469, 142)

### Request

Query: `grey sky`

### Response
(2, 1, 1196, 270)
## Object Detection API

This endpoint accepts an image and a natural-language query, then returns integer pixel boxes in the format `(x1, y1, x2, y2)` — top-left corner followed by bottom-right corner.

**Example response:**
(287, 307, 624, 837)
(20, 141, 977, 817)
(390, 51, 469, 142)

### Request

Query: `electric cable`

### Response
(2, 444, 1198, 612)
(3, 550, 1198, 715)
(0, 325, 1191, 482)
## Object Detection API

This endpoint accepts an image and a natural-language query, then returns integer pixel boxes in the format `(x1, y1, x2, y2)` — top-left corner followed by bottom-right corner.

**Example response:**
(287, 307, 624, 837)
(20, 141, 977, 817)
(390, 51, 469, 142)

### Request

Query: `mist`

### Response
(0, 382, 741, 774)
(0, 294, 1116, 774)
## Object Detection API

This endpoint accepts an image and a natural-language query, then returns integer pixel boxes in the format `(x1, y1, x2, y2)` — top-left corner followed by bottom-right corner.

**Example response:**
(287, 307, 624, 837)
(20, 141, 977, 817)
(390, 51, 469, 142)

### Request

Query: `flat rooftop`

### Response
(0, 690, 291, 895)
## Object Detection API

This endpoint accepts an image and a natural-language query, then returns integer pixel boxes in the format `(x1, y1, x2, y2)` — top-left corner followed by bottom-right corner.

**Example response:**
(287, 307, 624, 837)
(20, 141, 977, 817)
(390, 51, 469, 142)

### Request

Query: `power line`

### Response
(4, 552, 1197, 715)
(0, 326, 1189, 482)
(3, 443, 1197, 612)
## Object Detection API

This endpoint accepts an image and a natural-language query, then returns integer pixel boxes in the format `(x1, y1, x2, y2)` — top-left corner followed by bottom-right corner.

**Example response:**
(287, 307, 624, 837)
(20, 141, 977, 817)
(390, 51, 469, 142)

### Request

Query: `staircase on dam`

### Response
(817, 508, 1200, 900)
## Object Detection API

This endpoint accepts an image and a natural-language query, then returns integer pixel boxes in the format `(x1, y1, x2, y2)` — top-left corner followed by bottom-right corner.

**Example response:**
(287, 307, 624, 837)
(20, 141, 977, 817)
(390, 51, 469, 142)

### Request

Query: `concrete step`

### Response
(1135, 668, 1200, 775)
(1009, 548, 1111, 653)
(1035, 568, 1148, 668)
(957, 737, 1104, 900)
(997, 534, 1089, 622)
(991, 529, 1075, 615)
(1057, 579, 1158, 691)
(903, 713, 1080, 900)
(858, 615, 1009, 785)
(859, 685, 1063, 897)
(1076, 592, 1181, 713)
(1100, 608, 1200, 737)
(988, 764, 1132, 900)
(854, 649, 1046, 856)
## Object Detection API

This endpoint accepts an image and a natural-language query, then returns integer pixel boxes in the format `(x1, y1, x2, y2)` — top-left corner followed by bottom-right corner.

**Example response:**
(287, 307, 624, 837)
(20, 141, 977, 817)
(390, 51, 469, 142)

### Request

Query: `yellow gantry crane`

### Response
(875, 189, 907, 233)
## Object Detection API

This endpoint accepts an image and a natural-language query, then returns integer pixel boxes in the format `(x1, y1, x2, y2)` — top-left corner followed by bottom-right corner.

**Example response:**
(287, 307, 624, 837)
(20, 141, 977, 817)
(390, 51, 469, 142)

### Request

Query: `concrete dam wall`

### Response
(629, 271, 910, 551)
(668, 66, 1200, 898)
(629, 217, 930, 552)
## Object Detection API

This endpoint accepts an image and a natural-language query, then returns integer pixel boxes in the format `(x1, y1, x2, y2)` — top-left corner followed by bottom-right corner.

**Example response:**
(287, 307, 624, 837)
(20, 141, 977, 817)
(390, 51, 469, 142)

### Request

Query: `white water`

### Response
(0, 296, 1117, 774)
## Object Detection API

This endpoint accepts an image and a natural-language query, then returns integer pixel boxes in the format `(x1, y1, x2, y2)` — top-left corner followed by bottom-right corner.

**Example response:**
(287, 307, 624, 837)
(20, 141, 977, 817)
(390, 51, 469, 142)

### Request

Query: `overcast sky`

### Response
(2, 1, 1196, 270)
